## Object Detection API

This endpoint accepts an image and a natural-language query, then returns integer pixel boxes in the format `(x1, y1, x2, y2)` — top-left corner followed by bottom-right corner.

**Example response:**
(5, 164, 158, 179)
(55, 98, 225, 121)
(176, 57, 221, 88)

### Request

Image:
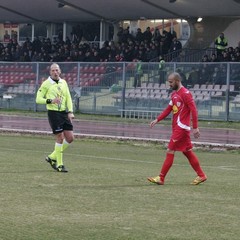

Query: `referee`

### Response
(36, 63, 74, 172)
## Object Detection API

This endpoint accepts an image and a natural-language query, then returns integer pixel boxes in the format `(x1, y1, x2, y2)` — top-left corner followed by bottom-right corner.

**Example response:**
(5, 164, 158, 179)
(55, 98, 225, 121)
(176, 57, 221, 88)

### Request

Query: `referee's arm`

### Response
(36, 83, 48, 105)
(65, 83, 73, 113)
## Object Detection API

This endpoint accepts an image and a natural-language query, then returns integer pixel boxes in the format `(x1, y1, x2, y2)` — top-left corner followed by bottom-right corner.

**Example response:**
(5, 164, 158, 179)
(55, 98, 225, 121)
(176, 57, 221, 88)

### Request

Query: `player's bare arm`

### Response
(193, 128, 200, 138)
(150, 119, 158, 128)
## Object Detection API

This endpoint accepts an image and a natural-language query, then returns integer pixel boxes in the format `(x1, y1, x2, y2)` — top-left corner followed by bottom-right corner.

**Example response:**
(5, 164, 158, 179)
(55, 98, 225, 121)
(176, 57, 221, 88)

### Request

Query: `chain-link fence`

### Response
(0, 61, 239, 121)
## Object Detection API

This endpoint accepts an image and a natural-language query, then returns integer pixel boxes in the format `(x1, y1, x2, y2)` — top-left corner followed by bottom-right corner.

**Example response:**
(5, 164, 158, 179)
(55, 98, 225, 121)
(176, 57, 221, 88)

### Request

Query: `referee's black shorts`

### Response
(48, 110, 73, 134)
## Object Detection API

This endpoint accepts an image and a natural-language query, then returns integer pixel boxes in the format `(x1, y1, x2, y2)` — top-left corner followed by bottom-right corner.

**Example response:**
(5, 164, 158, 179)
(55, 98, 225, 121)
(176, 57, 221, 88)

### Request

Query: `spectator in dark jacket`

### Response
(135, 28, 144, 43)
(143, 27, 152, 43)
(169, 37, 182, 59)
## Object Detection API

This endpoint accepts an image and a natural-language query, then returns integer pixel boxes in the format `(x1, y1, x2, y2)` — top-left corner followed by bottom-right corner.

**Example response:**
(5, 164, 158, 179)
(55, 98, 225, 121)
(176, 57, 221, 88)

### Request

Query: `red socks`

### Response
(183, 150, 206, 178)
(159, 152, 174, 182)
(159, 151, 206, 183)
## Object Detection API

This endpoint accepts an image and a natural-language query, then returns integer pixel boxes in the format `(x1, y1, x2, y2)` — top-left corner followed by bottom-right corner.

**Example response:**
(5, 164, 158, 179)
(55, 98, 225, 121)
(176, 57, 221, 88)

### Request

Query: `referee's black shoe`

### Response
(45, 156, 57, 170)
(56, 165, 68, 173)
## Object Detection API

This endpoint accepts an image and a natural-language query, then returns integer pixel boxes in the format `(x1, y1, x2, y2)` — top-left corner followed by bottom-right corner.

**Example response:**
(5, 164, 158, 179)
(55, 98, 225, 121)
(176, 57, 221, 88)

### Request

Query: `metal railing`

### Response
(0, 61, 239, 121)
(150, 48, 216, 62)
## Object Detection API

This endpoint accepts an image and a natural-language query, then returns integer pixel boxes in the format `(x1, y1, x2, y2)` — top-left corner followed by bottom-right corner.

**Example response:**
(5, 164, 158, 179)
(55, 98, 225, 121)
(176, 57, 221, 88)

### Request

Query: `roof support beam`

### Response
(0, 5, 41, 22)
(141, 0, 184, 19)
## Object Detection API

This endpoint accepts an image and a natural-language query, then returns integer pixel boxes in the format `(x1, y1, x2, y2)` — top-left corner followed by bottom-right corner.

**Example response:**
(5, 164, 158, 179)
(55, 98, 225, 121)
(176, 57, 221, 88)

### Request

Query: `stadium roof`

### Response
(0, 0, 240, 23)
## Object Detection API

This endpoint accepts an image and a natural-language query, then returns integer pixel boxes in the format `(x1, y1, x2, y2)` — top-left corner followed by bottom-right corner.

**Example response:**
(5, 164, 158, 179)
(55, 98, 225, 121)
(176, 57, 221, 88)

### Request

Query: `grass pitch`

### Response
(0, 134, 239, 240)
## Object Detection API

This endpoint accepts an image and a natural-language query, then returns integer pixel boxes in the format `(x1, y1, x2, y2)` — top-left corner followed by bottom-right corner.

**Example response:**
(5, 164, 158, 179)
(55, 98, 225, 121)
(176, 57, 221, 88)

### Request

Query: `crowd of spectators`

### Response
(177, 63, 240, 88)
(0, 26, 180, 63)
(174, 35, 240, 89)
(201, 46, 240, 63)
(0, 27, 240, 65)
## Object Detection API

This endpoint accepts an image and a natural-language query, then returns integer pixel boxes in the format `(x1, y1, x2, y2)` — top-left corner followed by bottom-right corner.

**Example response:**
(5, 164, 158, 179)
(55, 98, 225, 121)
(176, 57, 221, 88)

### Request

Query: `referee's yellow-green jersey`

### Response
(36, 77, 73, 112)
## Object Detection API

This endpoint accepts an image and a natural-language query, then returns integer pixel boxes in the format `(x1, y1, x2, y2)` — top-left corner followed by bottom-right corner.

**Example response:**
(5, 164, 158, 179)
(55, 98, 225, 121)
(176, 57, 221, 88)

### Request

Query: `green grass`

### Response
(0, 134, 240, 240)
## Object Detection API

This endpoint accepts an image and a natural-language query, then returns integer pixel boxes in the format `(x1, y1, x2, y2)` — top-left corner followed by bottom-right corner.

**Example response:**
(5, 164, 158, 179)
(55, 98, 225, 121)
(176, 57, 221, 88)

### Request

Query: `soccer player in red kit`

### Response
(148, 72, 207, 185)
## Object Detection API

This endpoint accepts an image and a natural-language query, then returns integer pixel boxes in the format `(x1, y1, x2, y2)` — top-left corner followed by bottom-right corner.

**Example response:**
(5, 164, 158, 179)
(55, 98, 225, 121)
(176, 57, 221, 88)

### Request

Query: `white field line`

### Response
(0, 127, 240, 149)
(66, 153, 239, 171)
(0, 146, 238, 171)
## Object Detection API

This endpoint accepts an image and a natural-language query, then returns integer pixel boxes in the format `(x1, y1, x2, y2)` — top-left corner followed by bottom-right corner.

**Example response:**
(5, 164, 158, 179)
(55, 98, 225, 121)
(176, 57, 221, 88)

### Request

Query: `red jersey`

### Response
(157, 86, 198, 131)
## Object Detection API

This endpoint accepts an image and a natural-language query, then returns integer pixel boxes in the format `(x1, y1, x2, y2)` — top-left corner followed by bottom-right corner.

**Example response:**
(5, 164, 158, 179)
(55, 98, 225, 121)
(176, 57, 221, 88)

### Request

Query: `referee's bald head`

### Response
(49, 63, 61, 80)
(50, 63, 61, 71)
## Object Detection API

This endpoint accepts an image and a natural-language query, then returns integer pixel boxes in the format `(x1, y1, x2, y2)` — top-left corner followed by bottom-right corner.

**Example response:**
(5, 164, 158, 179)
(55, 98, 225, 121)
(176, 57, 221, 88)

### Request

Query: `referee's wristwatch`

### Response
(46, 99, 52, 104)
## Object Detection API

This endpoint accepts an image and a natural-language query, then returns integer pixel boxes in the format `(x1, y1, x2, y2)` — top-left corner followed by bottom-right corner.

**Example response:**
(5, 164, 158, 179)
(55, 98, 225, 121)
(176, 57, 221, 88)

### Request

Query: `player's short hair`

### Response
(168, 72, 182, 82)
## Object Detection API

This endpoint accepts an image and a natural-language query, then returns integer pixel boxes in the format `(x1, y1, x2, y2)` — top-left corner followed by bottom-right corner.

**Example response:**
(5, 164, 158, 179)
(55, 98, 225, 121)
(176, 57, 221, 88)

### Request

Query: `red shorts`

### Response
(168, 128, 193, 151)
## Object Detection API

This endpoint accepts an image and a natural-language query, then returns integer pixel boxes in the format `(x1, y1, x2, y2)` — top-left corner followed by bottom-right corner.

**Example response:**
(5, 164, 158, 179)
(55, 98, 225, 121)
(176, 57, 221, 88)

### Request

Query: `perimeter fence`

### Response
(0, 61, 239, 121)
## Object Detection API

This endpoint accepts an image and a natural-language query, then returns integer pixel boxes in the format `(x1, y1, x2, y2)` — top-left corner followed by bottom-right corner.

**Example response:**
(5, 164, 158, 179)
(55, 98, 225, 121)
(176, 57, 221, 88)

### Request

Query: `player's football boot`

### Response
(147, 176, 164, 185)
(191, 175, 207, 185)
(45, 156, 57, 170)
(56, 165, 68, 173)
